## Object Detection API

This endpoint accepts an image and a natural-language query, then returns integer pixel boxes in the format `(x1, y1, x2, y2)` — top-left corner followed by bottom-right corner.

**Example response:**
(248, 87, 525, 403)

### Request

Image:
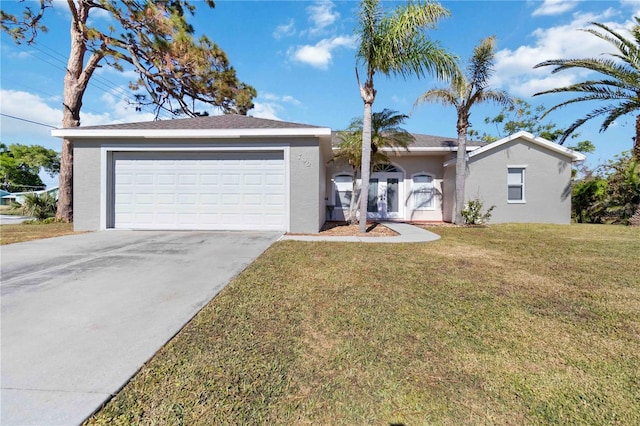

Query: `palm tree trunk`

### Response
(359, 101, 373, 233)
(454, 121, 467, 225)
(635, 114, 640, 162)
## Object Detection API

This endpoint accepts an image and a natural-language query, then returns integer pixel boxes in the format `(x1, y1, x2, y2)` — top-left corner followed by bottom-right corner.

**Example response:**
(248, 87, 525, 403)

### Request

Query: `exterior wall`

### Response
(289, 142, 322, 233)
(325, 153, 448, 222)
(73, 141, 103, 231)
(465, 139, 573, 224)
(72, 137, 324, 233)
(442, 163, 455, 223)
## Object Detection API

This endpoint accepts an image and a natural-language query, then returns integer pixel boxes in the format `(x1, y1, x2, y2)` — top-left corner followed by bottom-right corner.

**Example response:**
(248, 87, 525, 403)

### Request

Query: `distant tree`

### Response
(533, 19, 640, 162)
(572, 152, 639, 224)
(1, 0, 256, 222)
(334, 109, 414, 222)
(414, 36, 513, 225)
(0, 143, 59, 192)
(354, 0, 457, 233)
(472, 98, 596, 153)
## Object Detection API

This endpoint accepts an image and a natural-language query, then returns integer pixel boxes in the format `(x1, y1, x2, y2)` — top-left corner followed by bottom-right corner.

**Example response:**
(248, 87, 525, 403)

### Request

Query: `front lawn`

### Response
(0, 222, 79, 245)
(86, 224, 640, 425)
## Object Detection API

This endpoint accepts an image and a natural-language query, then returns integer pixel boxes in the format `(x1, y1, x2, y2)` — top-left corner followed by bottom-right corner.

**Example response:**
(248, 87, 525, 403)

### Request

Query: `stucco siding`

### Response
(73, 141, 102, 231)
(289, 143, 321, 233)
(442, 164, 455, 223)
(465, 139, 573, 224)
(325, 154, 447, 222)
(72, 137, 324, 233)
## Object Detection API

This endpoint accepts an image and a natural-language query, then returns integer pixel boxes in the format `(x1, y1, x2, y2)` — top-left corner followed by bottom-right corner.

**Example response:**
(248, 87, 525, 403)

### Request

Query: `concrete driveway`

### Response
(1, 230, 280, 425)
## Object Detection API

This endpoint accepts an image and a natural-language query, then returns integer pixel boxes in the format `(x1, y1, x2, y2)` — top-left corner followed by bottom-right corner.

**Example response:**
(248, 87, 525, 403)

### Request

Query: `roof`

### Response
(331, 131, 483, 152)
(444, 131, 587, 166)
(51, 115, 332, 139)
(75, 114, 325, 130)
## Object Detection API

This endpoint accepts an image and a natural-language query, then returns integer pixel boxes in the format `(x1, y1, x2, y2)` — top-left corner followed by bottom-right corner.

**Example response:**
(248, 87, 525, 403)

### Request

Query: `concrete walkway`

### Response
(1, 230, 280, 426)
(280, 222, 440, 243)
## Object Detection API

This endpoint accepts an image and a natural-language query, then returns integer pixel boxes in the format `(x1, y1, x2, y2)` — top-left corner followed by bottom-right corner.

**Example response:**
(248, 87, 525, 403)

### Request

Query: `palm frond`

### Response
(413, 87, 459, 110)
(534, 20, 640, 153)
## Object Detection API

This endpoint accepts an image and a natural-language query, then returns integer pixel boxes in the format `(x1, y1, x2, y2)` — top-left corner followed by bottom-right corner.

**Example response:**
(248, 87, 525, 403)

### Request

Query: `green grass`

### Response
(86, 224, 640, 425)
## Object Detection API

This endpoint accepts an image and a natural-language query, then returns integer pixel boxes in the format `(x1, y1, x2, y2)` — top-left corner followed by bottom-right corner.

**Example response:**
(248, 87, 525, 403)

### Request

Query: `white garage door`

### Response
(113, 151, 286, 230)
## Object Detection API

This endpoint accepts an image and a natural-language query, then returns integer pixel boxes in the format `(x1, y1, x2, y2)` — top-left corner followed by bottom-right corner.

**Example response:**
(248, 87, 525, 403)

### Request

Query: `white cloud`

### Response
(273, 19, 296, 40)
(289, 35, 357, 69)
(248, 92, 303, 120)
(0, 90, 61, 139)
(493, 9, 637, 97)
(532, 0, 580, 17)
(307, 0, 339, 36)
(250, 102, 281, 121)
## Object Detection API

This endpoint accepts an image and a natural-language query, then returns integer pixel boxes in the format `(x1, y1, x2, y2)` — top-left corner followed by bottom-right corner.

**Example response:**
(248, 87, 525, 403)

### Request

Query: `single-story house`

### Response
(0, 189, 11, 206)
(52, 115, 585, 233)
(1, 186, 59, 206)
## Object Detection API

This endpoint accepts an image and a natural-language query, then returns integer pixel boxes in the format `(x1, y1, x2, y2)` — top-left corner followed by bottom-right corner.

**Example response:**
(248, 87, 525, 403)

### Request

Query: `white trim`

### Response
(330, 172, 355, 210)
(52, 127, 331, 139)
(507, 166, 526, 204)
(100, 144, 290, 231)
(468, 131, 586, 162)
(410, 172, 436, 211)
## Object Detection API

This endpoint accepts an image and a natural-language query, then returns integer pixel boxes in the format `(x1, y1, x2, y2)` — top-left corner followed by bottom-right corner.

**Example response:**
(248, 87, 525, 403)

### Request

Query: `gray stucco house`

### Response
(52, 115, 585, 233)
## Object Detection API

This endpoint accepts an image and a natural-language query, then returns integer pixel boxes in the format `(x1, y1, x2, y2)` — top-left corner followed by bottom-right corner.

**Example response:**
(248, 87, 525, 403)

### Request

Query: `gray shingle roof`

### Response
(331, 132, 483, 148)
(77, 114, 326, 130)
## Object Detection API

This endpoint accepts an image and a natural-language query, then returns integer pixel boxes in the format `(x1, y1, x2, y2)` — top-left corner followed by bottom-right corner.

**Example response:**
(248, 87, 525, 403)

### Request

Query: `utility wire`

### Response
(16, 44, 176, 120)
(0, 113, 57, 129)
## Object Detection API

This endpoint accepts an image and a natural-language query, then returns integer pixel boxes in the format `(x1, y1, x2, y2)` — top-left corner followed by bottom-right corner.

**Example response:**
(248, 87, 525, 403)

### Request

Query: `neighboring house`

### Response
(52, 116, 584, 233)
(0, 187, 59, 206)
(0, 189, 10, 206)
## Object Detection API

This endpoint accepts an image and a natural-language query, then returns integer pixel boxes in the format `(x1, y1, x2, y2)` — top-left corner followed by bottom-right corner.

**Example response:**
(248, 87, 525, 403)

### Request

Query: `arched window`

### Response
(333, 174, 353, 208)
(373, 163, 399, 173)
(412, 174, 434, 209)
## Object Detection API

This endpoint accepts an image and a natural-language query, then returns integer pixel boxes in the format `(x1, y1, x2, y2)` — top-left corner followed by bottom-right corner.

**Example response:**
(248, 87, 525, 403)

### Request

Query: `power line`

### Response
(15, 45, 176, 120)
(0, 113, 57, 129)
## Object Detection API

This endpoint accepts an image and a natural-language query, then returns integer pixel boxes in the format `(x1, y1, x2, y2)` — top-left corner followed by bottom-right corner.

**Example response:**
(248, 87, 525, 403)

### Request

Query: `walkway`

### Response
(280, 222, 440, 243)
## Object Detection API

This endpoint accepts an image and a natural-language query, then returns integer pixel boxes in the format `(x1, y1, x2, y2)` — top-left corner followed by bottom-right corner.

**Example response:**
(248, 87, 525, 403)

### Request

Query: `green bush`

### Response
(461, 199, 495, 225)
(20, 192, 58, 221)
(572, 152, 640, 225)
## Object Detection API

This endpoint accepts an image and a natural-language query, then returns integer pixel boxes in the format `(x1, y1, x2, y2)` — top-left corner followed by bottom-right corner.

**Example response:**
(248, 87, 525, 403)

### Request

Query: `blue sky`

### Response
(1, 0, 639, 188)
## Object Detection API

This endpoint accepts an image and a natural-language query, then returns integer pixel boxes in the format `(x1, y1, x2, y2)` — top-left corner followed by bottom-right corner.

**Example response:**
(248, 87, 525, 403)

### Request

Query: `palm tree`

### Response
(355, 0, 458, 233)
(334, 109, 415, 222)
(533, 19, 640, 162)
(414, 36, 513, 224)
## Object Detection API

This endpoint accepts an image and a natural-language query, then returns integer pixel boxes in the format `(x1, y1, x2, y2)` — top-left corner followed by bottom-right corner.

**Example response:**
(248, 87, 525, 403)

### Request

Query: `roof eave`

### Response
(51, 127, 332, 139)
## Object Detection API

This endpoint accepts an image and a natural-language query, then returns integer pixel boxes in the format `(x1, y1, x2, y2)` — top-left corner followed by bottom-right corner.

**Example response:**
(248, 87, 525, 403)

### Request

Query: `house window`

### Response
(412, 174, 434, 209)
(507, 167, 525, 202)
(333, 175, 353, 209)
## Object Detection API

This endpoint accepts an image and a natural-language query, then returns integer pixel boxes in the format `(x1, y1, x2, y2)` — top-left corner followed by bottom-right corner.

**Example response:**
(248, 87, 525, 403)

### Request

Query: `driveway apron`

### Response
(1, 230, 280, 425)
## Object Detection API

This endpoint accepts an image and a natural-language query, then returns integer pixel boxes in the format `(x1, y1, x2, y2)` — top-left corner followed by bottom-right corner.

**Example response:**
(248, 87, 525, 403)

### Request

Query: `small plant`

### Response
(20, 192, 58, 221)
(461, 199, 495, 225)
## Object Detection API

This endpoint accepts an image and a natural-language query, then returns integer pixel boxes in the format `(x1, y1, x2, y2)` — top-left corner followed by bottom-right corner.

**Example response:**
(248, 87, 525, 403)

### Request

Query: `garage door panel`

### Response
(113, 152, 286, 231)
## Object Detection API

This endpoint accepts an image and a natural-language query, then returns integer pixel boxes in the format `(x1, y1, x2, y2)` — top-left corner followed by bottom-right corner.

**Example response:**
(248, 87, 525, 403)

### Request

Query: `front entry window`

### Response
(413, 174, 434, 209)
(334, 175, 353, 208)
(386, 178, 399, 213)
(367, 178, 379, 212)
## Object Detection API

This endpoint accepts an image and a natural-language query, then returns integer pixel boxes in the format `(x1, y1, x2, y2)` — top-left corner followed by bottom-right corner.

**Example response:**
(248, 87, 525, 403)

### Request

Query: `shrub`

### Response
(20, 192, 57, 221)
(461, 199, 495, 225)
(572, 152, 640, 225)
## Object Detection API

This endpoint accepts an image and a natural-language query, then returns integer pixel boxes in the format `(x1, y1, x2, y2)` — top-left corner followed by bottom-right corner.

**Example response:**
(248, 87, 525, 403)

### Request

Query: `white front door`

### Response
(367, 172, 403, 219)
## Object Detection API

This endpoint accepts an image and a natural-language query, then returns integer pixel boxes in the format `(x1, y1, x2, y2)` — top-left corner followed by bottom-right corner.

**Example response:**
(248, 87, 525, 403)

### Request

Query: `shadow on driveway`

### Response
(1, 230, 281, 425)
